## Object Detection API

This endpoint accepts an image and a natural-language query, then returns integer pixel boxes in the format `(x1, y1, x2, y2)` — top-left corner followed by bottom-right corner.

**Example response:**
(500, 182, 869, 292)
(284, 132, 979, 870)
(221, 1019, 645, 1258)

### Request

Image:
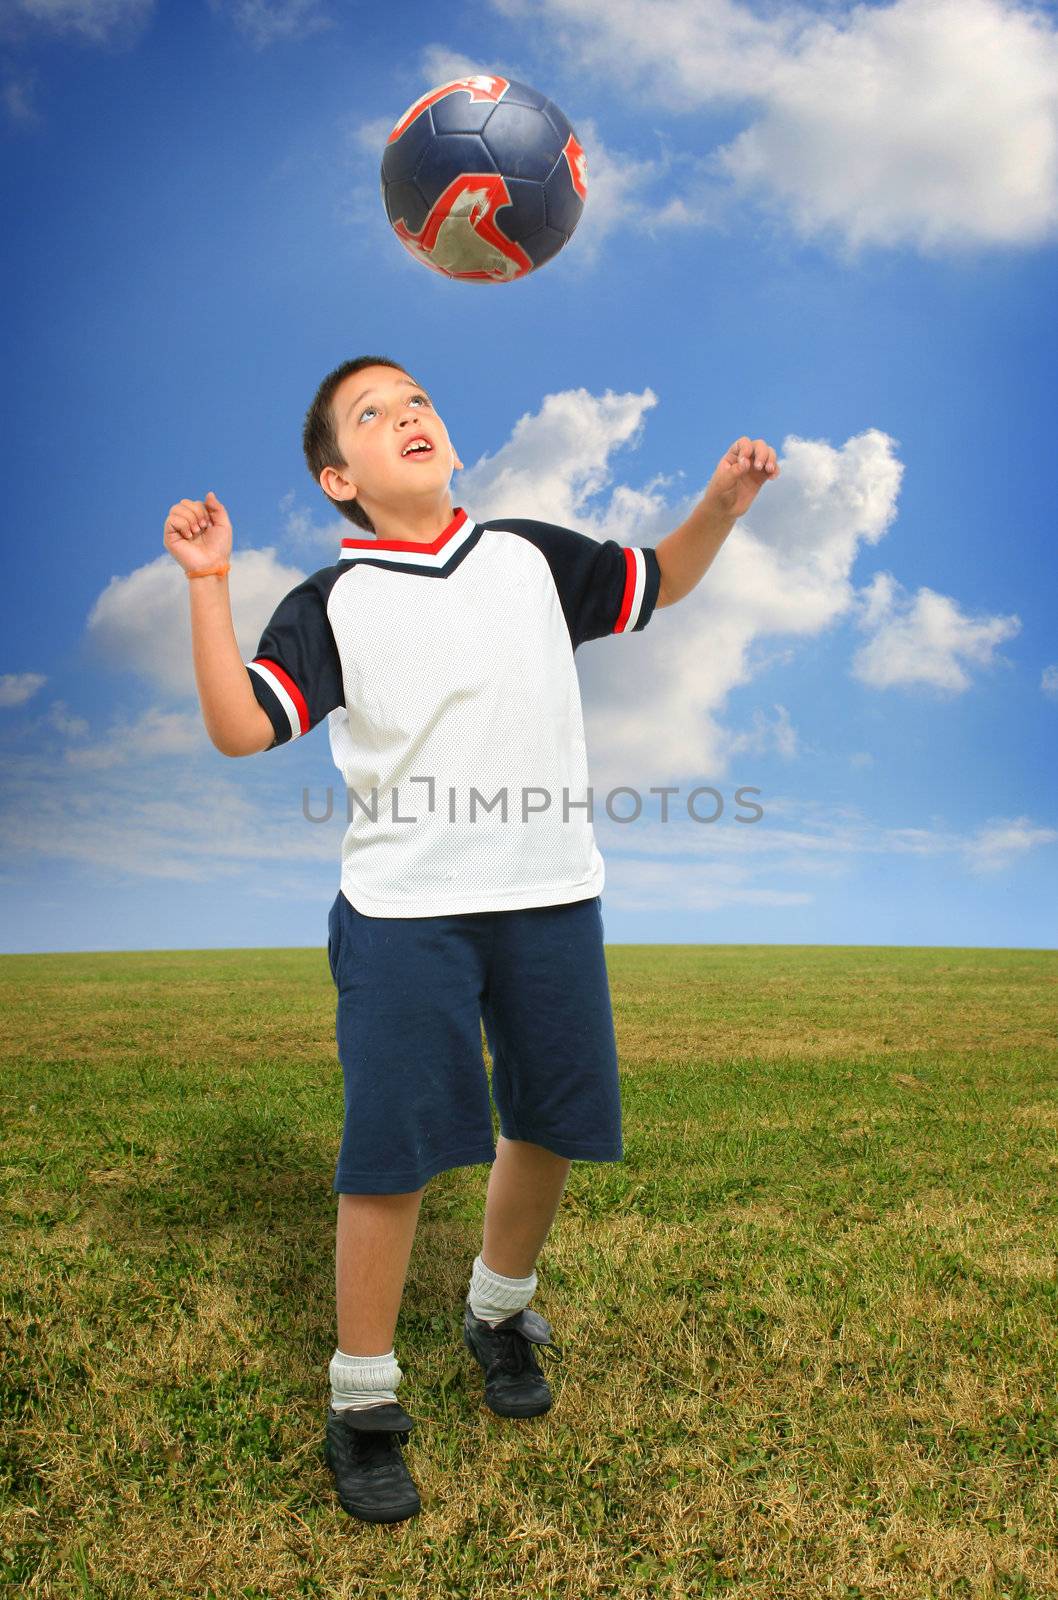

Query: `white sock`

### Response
(329, 1347, 402, 1412)
(467, 1252, 538, 1327)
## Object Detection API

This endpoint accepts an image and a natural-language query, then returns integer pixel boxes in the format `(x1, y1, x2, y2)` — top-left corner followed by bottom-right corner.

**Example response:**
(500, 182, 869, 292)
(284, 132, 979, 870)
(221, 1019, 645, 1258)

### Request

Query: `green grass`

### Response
(2, 941, 1057, 1598)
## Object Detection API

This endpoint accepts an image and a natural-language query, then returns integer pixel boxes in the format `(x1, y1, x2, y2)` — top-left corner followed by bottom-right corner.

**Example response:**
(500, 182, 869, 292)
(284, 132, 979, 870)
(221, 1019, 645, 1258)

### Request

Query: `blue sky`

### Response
(2, 0, 1056, 953)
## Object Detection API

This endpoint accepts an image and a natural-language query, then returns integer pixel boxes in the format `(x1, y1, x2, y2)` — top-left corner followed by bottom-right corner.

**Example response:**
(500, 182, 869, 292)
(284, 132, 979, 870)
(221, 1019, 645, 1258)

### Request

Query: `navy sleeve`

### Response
(244, 573, 345, 748)
(496, 519, 662, 650)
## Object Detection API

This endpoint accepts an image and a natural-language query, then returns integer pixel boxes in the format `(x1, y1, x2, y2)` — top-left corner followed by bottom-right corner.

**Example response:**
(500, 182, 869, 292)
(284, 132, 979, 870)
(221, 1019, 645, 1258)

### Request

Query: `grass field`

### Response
(2, 940, 1057, 1598)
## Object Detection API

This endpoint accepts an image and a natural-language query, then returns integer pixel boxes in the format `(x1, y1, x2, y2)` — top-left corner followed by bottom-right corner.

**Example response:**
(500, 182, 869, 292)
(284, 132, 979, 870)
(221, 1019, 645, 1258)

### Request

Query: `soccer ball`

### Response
(380, 74, 588, 283)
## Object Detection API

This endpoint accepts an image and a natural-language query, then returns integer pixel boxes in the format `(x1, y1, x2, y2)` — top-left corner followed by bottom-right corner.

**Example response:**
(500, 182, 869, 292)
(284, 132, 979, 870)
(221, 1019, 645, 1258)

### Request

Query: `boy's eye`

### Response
(359, 393, 429, 422)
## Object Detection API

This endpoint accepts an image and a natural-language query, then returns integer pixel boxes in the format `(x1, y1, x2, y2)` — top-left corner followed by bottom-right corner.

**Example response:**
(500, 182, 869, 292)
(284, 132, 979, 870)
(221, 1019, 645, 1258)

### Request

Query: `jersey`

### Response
(244, 506, 661, 916)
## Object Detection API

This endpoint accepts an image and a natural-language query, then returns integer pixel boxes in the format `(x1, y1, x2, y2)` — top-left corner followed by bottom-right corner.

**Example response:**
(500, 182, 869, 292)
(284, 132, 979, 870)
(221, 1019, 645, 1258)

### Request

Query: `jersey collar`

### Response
(339, 506, 473, 561)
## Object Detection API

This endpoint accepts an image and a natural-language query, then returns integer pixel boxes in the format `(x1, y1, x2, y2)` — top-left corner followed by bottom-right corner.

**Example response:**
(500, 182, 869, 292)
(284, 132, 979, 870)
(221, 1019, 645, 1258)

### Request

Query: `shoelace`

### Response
(331, 1423, 410, 1473)
(490, 1325, 565, 1377)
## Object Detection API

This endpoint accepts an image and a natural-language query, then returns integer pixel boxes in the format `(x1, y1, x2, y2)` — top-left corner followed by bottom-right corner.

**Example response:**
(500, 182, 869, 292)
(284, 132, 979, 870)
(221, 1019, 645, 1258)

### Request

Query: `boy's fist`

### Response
(163, 491, 233, 575)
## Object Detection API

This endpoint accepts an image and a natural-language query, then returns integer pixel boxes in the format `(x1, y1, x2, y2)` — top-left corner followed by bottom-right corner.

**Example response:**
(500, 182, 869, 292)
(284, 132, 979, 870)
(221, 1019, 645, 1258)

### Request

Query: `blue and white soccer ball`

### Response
(380, 74, 588, 283)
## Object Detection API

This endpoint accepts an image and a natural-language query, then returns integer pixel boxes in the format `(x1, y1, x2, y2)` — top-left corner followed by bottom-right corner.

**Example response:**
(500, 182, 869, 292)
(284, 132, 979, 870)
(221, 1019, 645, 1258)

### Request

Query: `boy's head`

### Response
(303, 354, 463, 534)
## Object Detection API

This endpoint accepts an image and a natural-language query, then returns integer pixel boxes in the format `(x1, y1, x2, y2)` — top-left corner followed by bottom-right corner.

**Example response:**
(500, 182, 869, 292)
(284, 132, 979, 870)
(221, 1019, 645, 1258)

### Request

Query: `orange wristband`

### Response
(187, 562, 231, 580)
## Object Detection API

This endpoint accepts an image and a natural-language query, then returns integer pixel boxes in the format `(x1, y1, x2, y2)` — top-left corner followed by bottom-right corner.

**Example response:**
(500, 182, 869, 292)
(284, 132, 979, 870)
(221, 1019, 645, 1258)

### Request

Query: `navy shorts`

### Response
(327, 888, 623, 1195)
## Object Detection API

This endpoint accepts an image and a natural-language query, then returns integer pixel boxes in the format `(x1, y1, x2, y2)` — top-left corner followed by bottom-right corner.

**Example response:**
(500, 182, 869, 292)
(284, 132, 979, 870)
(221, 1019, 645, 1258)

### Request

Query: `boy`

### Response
(164, 356, 778, 1525)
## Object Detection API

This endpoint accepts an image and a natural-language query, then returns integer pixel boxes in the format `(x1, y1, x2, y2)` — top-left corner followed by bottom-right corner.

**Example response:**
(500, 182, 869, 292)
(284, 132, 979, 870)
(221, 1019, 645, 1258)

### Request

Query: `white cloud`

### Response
(86, 386, 1017, 794)
(445, 386, 1015, 786)
(588, 852, 815, 913)
(3, 723, 1048, 901)
(725, 703, 801, 760)
(458, 383, 661, 526)
(0, 745, 335, 886)
(2, 70, 38, 124)
(461, 390, 909, 788)
(0, 672, 47, 707)
(418, 45, 503, 89)
(277, 488, 347, 559)
(203, 0, 335, 50)
(590, 794, 1057, 910)
(589, 796, 1049, 908)
(962, 817, 1058, 874)
(83, 547, 313, 698)
(0, 0, 154, 44)
(1042, 663, 1058, 698)
(64, 706, 209, 769)
(491, 0, 1058, 257)
(47, 700, 89, 739)
(557, 118, 727, 268)
(850, 572, 1021, 692)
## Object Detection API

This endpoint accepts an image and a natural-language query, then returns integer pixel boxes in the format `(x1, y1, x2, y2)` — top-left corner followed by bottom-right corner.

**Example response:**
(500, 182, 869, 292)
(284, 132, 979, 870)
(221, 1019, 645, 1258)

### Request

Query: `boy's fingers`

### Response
(165, 507, 199, 540)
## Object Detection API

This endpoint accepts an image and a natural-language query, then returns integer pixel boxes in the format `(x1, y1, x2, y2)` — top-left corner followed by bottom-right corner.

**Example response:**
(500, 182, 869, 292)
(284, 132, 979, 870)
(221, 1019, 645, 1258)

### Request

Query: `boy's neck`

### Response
(365, 494, 459, 545)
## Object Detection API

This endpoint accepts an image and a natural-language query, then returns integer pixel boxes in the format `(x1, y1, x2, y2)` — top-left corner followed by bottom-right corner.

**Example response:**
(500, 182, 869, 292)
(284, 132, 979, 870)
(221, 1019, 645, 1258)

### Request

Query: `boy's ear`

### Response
(321, 466, 356, 500)
(452, 447, 463, 471)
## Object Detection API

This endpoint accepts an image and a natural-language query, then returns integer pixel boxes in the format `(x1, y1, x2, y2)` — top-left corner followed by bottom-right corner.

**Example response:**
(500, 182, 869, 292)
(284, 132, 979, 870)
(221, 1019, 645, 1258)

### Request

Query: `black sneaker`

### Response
(462, 1301, 564, 1417)
(323, 1400, 422, 1524)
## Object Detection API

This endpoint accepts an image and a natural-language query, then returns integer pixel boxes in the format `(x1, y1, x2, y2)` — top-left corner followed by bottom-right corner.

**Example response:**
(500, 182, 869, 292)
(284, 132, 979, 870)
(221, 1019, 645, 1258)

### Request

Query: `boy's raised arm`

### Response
(163, 491, 275, 757)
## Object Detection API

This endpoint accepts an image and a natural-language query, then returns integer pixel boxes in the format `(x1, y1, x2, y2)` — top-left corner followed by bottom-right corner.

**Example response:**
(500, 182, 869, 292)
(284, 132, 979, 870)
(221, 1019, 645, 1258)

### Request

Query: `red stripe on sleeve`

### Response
(254, 658, 309, 735)
(613, 547, 636, 633)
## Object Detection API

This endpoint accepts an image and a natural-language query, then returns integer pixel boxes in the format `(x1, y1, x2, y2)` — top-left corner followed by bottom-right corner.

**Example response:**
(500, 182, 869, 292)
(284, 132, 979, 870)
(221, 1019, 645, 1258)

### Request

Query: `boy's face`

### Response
(320, 365, 464, 517)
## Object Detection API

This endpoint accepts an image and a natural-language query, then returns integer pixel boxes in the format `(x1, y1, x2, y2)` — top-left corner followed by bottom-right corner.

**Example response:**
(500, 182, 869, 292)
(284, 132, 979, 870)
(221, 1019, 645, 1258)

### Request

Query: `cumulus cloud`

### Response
(490, 0, 1058, 257)
(86, 385, 1018, 792)
(4, 719, 1049, 901)
(457, 390, 1020, 791)
(725, 703, 801, 760)
(64, 706, 209, 769)
(555, 117, 727, 267)
(2, 0, 341, 68)
(418, 44, 509, 89)
(0, 672, 47, 707)
(590, 795, 1057, 910)
(461, 390, 913, 788)
(66, 381, 1038, 902)
(2, 70, 38, 124)
(0, 0, 154, 47)
(0, 745, 334, 887)
(1041, 664, 1058, 698)
(83, 547, 313, 698)
(277, 489, 348, 560)
(962, 817, 1058, 874)
(47, 700, 90, 739)
(458, 383, 662, 526)
(850, 571, 1021, 692)
(203, 0, 335, 50)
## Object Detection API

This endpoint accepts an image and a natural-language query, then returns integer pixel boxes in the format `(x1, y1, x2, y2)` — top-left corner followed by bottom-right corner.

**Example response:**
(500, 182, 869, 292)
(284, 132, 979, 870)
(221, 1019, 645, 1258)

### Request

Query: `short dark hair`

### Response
(302, 354, 410, 533)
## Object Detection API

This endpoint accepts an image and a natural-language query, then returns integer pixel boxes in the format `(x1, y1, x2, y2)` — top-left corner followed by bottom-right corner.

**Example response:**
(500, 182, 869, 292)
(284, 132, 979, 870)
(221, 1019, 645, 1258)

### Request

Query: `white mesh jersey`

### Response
(244, 506, 662, 916)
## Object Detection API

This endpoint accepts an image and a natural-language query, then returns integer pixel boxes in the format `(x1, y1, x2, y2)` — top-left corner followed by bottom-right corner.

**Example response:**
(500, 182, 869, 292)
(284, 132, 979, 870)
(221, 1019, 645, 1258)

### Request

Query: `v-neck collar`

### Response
(340, 506, 470, 556)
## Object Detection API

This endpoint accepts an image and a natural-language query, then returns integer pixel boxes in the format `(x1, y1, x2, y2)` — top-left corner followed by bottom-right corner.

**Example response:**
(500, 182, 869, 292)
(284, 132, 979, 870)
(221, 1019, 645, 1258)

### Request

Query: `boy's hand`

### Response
(163, 491, 233, 575)
(704, 437, 780, 521)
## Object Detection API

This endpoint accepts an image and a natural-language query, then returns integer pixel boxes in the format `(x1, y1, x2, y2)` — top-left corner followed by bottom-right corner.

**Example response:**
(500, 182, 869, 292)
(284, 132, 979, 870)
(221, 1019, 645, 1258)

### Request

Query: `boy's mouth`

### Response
(400, 435, 434, 460)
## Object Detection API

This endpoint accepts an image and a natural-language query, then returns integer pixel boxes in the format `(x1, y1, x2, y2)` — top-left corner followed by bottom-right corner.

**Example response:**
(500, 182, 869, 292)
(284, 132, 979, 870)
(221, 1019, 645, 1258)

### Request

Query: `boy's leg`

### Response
(480, 1134, 572, 1279)
(336, 1187, 426, 1355)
